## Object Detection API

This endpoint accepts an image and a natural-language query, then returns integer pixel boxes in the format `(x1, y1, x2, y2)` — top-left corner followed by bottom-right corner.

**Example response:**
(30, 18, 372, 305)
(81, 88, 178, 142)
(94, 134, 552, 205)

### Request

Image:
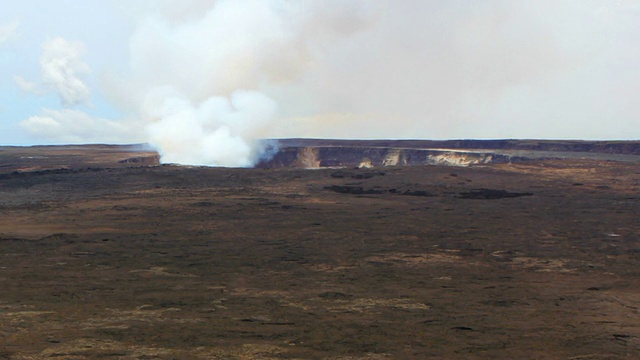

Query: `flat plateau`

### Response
(0, 143, 639, 359)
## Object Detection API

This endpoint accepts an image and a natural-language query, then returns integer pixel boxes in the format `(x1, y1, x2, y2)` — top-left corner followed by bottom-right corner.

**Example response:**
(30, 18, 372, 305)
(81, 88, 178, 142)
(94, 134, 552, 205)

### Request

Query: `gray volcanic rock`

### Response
(257, 139, 640, 168)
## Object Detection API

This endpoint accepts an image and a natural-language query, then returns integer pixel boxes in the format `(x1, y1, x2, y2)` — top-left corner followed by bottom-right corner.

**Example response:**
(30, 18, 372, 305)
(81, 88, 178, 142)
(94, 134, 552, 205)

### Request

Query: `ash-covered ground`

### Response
(0, 141, 639, 359)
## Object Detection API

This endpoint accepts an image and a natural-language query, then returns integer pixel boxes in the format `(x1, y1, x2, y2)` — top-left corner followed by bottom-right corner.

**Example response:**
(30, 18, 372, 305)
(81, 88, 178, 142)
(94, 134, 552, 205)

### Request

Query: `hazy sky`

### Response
(1, 1, 639, 161)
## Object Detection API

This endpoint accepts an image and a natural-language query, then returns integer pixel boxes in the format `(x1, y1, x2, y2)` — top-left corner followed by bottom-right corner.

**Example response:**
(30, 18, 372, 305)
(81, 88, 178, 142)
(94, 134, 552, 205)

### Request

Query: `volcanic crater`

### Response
(0, 139, 639, 359)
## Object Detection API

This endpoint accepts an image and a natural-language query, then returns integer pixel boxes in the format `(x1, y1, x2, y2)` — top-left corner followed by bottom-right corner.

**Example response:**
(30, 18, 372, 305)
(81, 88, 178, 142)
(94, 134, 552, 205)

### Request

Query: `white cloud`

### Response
(13, 75, 42, 95)
(19, 108, 143, 144)
(0, 19, 19, 46)
(40, 37, 91, 107)
(14, 37, 92, 107)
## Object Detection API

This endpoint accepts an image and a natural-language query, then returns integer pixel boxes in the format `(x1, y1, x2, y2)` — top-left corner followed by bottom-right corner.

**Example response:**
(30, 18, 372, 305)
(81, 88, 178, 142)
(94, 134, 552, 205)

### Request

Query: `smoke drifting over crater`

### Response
(124, 0, 371, 166)
(143, 88, 277, 167)
(11, 0, 640, 166)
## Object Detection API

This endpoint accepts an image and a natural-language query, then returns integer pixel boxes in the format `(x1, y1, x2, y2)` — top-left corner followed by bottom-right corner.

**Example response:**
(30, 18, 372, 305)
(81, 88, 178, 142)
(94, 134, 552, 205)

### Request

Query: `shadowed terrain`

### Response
(0, 142, 639, 359)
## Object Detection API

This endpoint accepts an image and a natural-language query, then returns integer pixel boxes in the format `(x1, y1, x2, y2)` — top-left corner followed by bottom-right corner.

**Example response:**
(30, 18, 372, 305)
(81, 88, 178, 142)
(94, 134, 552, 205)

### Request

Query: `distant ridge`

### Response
(275, 139, 640, 155)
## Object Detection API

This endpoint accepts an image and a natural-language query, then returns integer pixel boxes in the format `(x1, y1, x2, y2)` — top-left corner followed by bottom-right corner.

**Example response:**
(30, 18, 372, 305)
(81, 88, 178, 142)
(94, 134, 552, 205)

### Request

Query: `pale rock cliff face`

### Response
(256, 139, 640, 169)
(426, 152, 494, 167)
(258, 146, 517, 168)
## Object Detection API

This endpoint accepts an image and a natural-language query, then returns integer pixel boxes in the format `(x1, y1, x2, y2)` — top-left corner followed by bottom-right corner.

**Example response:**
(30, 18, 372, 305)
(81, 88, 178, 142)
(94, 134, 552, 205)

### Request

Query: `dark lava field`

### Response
(0, 141, 639, 359)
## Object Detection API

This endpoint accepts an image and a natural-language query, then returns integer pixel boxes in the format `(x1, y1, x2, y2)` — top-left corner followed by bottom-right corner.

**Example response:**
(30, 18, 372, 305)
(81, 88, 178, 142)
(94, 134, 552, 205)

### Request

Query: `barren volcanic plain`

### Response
(1, 140, 640, 359)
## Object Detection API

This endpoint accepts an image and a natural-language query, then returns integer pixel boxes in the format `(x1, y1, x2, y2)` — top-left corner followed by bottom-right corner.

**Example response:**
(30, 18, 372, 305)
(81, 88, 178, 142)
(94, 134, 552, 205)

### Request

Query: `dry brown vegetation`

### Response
(0, 145, 639, 358)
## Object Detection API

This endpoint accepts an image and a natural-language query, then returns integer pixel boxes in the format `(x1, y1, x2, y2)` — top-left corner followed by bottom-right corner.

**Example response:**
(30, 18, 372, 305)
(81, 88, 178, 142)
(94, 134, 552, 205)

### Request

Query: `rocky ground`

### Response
(0, 144, 639, 359)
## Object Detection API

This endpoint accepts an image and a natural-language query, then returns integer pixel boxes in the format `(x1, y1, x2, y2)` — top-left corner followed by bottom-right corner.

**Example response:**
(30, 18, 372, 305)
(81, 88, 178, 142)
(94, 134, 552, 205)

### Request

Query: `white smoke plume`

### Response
(129, 0, 640, 166)
(143, 87, 277, 166)
(125, 0, 371, 166)
(15, 1, 640, 160)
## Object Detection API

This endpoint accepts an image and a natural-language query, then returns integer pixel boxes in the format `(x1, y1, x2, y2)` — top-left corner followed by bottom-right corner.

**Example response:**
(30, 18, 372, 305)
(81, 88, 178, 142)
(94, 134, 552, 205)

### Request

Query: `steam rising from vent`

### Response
(143, 88, 277, 167)
(128, 0, 369, 167)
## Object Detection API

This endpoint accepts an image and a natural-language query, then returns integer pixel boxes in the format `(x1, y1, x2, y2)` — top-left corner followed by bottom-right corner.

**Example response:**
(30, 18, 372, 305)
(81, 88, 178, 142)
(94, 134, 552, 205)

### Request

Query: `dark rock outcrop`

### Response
(458, 189, 533, 199)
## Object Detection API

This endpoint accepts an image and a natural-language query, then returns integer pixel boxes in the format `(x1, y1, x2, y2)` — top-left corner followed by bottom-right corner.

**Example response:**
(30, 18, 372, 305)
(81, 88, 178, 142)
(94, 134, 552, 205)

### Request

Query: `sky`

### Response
(0, 0, 639, 166)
